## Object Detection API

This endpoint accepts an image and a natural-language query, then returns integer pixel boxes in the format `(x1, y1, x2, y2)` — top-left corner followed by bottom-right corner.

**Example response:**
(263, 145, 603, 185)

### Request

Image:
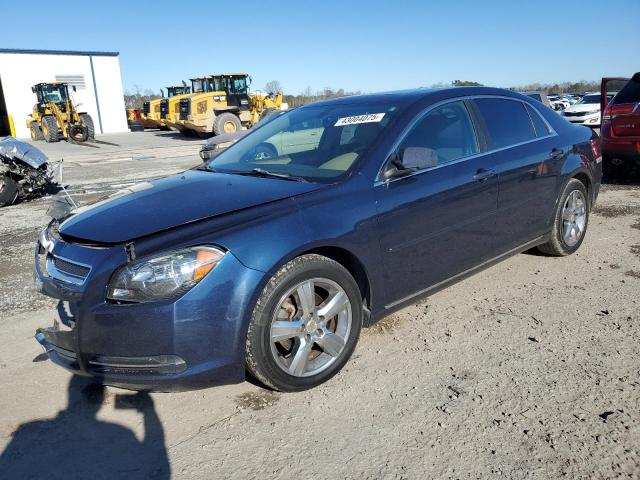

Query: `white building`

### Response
(0, 48, 129, 139)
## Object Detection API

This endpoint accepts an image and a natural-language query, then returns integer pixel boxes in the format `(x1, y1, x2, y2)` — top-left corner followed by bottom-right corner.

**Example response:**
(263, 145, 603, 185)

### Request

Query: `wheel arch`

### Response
(295, 245, 372, 318)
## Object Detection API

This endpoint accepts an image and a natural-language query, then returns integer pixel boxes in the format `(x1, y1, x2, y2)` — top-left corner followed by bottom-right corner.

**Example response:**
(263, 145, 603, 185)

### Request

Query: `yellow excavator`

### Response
(178, 73, 283, 137)
(26, 82, 94, 143)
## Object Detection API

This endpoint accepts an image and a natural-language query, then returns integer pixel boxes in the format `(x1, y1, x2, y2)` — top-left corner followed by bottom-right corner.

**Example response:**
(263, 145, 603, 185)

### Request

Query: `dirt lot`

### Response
(0, 133, 639, 479)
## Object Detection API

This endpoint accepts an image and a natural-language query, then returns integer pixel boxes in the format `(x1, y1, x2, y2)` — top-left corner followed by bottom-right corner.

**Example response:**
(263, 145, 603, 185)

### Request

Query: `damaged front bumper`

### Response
(33, 227, 261, 391)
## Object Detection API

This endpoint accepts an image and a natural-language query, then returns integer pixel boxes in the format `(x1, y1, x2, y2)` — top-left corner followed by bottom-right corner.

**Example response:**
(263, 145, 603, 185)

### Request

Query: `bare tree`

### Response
(264, 80, 283, 94)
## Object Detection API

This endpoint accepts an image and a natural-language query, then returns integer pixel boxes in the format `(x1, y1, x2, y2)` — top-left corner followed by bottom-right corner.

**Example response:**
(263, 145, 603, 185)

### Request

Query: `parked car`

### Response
(601, 73, 640, 178)
(199, 109, 287, 160)
(547, 95, 569, 111)
(561, 93, 608, 126)
(34, 87, 601, 392)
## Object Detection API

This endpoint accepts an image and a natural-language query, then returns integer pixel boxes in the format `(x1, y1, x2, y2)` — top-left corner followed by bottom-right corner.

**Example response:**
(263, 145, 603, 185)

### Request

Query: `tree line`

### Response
(123, 78, 602, 110)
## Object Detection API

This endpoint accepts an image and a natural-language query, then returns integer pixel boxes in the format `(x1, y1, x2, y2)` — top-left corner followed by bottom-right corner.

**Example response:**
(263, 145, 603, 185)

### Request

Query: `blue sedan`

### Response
(34, 87, 602, 391)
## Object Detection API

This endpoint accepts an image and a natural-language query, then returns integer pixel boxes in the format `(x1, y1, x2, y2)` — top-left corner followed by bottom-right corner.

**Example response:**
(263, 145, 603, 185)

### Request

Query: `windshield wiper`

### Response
(238, 168, 308, 182)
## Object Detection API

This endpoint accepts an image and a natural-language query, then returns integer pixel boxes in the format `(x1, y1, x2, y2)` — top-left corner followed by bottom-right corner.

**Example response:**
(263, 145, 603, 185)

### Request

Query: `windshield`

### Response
(206, 101, 401, 183)
(39, 84, 69, 104)
(192, 79, 205, 93)
(577, 94, 600, 105)
(226, 77, 247, 95)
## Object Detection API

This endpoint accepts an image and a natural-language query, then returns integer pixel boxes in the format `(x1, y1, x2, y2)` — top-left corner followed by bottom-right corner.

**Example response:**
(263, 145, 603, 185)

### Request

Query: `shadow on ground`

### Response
(0, 376, 169, 479)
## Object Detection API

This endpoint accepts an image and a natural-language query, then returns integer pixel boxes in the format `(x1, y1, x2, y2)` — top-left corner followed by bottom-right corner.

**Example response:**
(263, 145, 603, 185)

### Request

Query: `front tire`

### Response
(213, 112, 242, 136)
(41, 116, 60, 143)
(245, 254, 362, 392)
(0, 175, 19, 207)
(30, 122, 44, 141)
(538, 178, 589, 256)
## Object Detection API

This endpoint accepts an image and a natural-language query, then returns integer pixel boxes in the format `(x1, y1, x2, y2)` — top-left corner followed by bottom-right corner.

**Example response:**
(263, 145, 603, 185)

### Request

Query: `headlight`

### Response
(214, 141, 234, 150)
(106, 246, 225, 303)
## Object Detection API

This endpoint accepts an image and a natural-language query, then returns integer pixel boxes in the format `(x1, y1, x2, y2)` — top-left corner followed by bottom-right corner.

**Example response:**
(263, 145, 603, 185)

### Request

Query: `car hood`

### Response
(565, 104, 600, 113)
(58, 170, 323, 244)
(203, 131, 247, 148)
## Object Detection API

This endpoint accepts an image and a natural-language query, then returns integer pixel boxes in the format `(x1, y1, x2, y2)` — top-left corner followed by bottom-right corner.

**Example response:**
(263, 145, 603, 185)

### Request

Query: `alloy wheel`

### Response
(562, 190, 587, 247)
(269, 278, 352, 377)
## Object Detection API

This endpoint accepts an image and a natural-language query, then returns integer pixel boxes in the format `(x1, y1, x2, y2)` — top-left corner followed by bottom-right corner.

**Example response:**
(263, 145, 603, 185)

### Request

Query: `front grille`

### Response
(143, 101, 150, 115)
(564, 111, 589, 117)
(160, 99, 169, 118)
(52, 256, 90, 280)
(179, 98, 191, 120)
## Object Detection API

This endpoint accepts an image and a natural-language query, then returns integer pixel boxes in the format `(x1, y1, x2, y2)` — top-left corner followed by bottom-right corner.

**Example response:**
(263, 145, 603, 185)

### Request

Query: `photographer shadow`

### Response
(0, 375, 170, 479)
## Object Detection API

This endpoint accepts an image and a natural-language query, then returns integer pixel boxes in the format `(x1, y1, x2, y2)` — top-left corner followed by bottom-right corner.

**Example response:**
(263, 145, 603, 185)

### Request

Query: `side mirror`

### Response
(72, 85, 77, 92)
(247, 76, 253, 86)
(31, 86, 36, 93)
(382, 147, 438, 181)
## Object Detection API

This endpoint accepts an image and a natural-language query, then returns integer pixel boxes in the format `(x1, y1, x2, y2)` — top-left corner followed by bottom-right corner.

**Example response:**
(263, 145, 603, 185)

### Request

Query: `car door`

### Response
(374, 100, 499, 306)
(470, 97, 560, 251)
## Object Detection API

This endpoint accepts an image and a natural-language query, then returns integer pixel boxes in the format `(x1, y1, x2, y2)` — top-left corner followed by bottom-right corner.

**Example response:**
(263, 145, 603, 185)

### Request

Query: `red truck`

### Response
(601, 73, 640, 178)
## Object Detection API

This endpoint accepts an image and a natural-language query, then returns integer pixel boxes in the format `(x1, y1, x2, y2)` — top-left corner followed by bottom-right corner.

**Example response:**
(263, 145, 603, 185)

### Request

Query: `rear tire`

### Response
(128, 121, 145, 132)
(245, 254, 363, 392)
(0, 175, 19, 207)
(213, 112, 242, 136)
(41, 116, 60, 143)
(538, 178, 589, 256)
(79, 114, 95, 139)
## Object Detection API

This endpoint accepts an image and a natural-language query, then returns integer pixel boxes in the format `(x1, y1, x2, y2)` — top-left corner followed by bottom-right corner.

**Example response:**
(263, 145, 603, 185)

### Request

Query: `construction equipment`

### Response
(26, 83, 94, 143)
(142, 85, 189, 129)
(179, 73, 283, 137)
(163, 79, 209, 132)
(127, 108, 157, 131)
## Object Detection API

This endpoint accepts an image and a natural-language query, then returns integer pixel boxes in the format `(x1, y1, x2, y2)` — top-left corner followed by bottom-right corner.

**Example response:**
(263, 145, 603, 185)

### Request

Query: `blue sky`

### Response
(2, 0, 638, 94)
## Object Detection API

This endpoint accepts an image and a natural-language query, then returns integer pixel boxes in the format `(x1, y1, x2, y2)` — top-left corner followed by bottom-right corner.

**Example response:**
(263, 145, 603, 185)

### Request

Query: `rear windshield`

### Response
(612, 75, 640, 105)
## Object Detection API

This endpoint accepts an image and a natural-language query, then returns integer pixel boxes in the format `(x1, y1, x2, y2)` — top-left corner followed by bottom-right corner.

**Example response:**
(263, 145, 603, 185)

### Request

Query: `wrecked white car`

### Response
(0, 138, 58, 207)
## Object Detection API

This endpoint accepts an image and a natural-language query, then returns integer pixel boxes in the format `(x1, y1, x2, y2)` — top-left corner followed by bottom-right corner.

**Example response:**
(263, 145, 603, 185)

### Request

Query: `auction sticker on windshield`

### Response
(334, 113, 385, 126)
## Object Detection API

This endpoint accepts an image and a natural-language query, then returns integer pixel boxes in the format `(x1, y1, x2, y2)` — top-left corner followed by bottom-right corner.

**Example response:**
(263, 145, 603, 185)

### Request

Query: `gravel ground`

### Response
(0, 134, 638, 479)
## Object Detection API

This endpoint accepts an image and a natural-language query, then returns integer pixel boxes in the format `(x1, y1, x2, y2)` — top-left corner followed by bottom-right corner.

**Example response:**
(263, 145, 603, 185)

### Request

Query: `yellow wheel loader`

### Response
(26, 83, 94, 143)
(179, 73, 283, 137)
(163, 79, 211, 132)
(142, 85, 188, 129)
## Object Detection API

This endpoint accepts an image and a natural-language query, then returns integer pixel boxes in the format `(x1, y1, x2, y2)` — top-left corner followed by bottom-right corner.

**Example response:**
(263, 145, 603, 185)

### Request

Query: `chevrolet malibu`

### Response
(35, 87, 602, 392)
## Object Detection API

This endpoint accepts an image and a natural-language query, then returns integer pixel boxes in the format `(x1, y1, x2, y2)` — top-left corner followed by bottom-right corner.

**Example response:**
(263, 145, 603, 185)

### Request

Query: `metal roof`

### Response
(0, 48, 119, 57)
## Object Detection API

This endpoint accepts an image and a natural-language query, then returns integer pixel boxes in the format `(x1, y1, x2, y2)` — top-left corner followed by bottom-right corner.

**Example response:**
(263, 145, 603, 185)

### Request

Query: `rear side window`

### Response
(525, 104, 551, 137)
(474, 98, 536, 149)
(613, 75, 640, 105)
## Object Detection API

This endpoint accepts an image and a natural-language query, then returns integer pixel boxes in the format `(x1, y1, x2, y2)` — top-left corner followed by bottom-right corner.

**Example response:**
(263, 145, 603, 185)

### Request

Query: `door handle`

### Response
(549, 148, 564, 160)
(473, 168, 496, 182)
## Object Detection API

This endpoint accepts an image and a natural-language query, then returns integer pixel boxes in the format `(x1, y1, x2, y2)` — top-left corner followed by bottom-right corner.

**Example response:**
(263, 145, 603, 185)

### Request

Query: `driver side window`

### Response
(399, 101, 478, 169)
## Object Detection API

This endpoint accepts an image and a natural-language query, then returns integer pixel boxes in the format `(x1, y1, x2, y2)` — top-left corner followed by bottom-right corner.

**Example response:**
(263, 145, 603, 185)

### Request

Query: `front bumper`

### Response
(33, 233, 264, 391)
(563, 112, 601, 126)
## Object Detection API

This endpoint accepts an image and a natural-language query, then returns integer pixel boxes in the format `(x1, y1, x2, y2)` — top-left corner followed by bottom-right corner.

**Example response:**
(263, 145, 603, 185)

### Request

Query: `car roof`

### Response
(304, 86, 528, 108)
